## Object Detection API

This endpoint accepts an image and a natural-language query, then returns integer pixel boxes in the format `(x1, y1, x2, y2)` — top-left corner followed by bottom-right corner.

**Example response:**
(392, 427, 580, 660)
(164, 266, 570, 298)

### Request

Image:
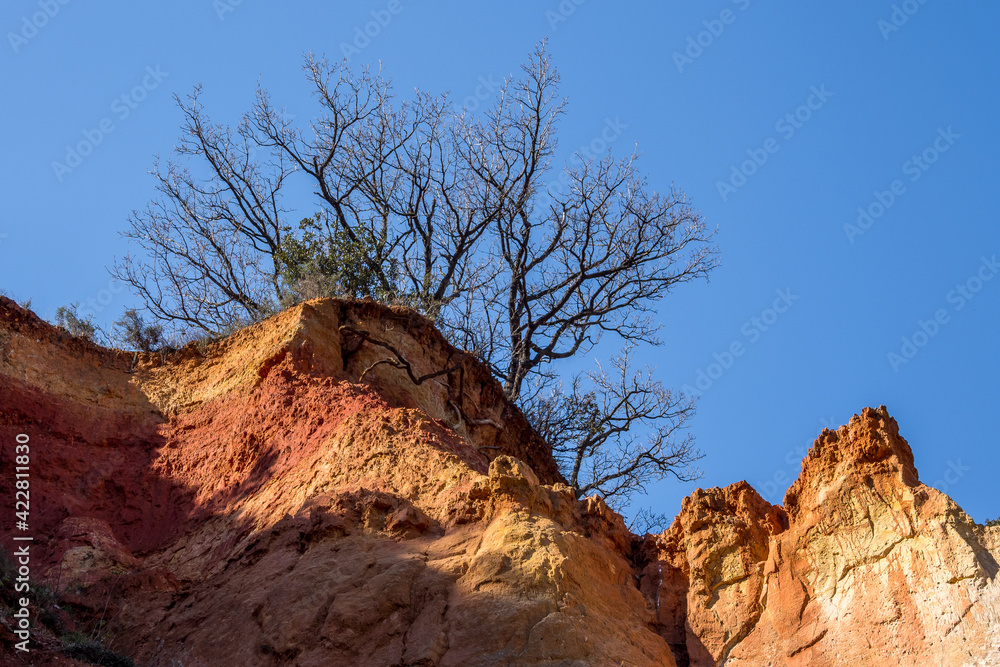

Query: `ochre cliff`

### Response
(637, 407, 1000, 666)
(0, 296, 996, 665)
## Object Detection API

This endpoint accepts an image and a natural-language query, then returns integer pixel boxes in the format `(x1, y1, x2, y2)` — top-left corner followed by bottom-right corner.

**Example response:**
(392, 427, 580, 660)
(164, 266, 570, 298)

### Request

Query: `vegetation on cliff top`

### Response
(52, 44, 718, 509)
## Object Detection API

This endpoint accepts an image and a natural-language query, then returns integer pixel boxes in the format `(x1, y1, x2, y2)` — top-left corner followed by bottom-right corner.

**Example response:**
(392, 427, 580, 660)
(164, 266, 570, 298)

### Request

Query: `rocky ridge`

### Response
(0, 296, 996, 666)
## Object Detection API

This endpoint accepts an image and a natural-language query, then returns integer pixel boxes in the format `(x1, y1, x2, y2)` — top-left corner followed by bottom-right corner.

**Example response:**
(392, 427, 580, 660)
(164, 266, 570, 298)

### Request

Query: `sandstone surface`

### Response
(637, 407, 1000, 666)
(0, 298, 672, 665)
(0, 296, 996, 665)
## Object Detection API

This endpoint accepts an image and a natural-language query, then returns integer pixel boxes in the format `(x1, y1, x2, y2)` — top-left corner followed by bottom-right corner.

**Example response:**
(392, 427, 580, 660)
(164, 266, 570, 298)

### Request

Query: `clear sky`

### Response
(2, 1, 998, 523)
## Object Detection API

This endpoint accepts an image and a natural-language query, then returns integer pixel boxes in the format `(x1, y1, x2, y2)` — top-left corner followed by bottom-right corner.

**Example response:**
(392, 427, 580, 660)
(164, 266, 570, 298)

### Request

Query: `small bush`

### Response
(0, 289, 32, 309)
(276, 213, 404, 306)
(986, 517, 1000, 527)
(112, 308, 164, 352)
(53, 303, 98, 342)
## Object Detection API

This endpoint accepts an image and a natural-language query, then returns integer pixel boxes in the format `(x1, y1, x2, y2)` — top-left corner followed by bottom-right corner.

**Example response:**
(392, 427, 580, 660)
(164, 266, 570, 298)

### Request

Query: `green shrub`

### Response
(276, 214, 403, 305)
(53, 303, 98, 342)
(112, 308, 164, 352)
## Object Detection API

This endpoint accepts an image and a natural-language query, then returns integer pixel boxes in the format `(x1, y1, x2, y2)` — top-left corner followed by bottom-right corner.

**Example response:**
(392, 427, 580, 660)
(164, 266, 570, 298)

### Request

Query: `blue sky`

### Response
(2, 1, 998, 523)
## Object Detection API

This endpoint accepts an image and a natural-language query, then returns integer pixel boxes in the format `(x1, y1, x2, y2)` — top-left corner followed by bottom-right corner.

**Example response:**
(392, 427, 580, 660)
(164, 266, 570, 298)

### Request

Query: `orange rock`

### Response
(638, 406, 1000, 666)
(0, 298, 673, 666)
(1, 296, 996, 666)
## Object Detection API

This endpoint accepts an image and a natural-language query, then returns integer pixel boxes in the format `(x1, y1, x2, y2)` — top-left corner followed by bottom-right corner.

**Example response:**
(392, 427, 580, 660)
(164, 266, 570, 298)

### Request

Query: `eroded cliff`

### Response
(0, 296, 996, 666)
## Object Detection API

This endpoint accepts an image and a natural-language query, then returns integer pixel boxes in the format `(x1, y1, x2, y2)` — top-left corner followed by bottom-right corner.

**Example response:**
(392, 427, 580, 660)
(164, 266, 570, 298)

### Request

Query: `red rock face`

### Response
(0, 298, 674, 666)
(734, 407, 999, 667)
(0, 297, 997, 666)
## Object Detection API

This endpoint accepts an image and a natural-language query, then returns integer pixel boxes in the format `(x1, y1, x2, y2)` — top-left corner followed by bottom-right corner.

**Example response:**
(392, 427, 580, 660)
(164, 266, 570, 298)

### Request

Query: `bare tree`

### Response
(112, 42, 718, 506)
(112, 87, 294, 334)
(525, 346, 701, 508)
(442, 47, 717, 403)
(251, 55, 500, 319)
(628, 507, 674, 536)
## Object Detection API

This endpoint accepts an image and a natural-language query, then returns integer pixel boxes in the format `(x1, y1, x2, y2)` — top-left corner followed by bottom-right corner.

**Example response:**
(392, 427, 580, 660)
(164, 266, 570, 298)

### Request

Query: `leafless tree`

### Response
(440, 48, 717, 404)
(251, 54, 501, 320)
(112, 88, 294, 334)
(525, 346, 702, 507)
(628, 507, 674, 536)
(112, 42, 718, 505)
